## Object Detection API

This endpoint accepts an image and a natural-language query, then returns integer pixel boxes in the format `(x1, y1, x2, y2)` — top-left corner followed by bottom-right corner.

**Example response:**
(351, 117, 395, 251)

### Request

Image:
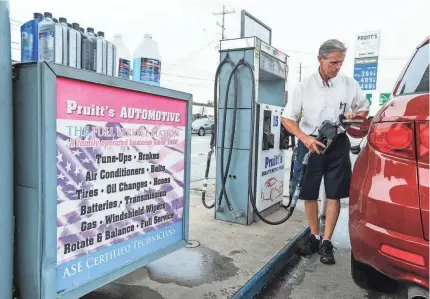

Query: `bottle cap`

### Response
(66, 23, 72, 28)
(144, 33, 152, 39)
(79, 28, 85, 33)
(87, 27, 94, 33)
(59, 17, 67, 23)
(97, 31, 105, 37)
(114, 33, 123, 39)
(44, 12, 52, 18)
(52, 18, 58, 23)
(34, 13, 43, 19)
(72, 22, 79, 29)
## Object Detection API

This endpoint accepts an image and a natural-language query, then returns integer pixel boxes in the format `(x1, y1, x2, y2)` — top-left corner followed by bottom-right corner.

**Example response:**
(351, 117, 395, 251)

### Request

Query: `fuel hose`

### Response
(201, 54, 237, 213)
(222, 58, 304, 225)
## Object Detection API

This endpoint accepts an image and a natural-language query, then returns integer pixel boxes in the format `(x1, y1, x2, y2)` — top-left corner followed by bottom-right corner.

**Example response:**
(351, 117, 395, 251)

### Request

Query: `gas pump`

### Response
(203, 35, 371, 227)
(207, 37, 295, 226)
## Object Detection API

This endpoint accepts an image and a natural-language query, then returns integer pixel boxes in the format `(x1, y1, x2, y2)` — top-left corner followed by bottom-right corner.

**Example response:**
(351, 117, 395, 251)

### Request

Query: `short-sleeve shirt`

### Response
(282, 70, 370, 135)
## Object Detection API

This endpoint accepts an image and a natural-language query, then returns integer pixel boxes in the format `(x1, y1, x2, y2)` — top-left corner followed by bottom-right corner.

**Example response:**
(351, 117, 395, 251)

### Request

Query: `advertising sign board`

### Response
(55, 78, 187, 291)
(354, 31, 380, 91)
(12, 62, 191, 299)
(355, 31, 380, 58)
(379, 93, 391, 105)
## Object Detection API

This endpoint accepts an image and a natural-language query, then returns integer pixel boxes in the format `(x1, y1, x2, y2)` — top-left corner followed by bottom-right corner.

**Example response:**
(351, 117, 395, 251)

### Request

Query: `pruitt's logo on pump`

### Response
(265, 154, 283, 169)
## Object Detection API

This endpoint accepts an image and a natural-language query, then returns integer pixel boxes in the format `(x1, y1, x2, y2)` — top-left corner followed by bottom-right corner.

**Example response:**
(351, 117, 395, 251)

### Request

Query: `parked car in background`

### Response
(192, 118, 214, 136)
(349, 36, 429, 299)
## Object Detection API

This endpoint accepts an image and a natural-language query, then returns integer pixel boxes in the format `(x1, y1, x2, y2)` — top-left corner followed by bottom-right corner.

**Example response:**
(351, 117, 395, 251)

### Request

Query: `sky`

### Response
(9, 0, 430, 115)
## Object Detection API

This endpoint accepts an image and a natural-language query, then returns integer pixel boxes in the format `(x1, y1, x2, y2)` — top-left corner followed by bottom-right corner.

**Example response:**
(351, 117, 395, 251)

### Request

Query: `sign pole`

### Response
(0, 1, 14, 298)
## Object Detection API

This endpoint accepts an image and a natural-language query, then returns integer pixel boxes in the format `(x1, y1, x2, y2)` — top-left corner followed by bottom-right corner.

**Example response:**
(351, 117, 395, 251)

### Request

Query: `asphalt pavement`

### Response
(81, 135, 407, 299)
(255, 148, 408, 299)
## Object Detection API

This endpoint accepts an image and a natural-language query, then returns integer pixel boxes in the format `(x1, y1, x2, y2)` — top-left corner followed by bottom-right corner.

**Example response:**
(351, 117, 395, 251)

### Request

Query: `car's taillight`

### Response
(368, 122, 415, 160)
(416, 122, 429, 164)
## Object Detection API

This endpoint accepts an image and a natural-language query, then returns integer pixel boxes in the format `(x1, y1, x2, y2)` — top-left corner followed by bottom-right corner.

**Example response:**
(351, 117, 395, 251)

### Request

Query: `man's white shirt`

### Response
(282, 70, 370, 135)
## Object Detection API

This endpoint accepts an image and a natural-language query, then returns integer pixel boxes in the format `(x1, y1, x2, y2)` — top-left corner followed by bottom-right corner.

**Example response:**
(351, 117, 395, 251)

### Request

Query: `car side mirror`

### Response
(350, 145, 361, 155)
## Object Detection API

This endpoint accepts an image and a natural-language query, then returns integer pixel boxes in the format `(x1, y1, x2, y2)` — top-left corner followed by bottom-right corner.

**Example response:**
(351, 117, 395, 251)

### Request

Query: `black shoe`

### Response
(319, 240, 336, 265)
(298, 234, 321, 256)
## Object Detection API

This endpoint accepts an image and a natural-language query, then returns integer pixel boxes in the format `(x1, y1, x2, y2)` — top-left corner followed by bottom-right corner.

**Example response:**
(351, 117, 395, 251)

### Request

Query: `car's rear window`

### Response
(398, 42, 429, 95)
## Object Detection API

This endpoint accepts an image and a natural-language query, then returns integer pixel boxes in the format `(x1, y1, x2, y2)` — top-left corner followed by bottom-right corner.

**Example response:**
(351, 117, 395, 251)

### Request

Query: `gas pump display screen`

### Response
(260, 52, 286, 79)
(55, 78, 186, 291)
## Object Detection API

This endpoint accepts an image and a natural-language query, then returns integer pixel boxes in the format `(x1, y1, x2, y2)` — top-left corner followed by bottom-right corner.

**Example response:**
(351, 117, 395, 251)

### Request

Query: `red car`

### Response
(349, 36, 429, 298)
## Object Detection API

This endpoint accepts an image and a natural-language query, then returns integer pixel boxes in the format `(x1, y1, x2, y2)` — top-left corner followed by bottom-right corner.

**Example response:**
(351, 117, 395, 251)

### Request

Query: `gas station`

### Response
(0, 4, 310, 297)
(1, 1, 427, 298)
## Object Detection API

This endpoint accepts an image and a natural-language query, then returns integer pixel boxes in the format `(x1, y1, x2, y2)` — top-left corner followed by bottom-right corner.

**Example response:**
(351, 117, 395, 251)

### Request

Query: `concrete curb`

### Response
(231, 226, 310, 299)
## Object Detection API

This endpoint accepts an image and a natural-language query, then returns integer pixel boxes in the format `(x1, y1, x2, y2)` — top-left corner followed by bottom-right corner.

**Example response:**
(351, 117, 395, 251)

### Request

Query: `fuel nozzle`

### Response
(280, 125, 295, 150)
(338, 114, 365, 129)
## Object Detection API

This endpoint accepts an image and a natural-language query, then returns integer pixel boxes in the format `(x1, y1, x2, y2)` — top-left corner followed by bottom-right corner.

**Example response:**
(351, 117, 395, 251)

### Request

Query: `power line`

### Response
(163, 72, 214, 82)
(213, 5, 235, 40)
(162, 39, 218, 72)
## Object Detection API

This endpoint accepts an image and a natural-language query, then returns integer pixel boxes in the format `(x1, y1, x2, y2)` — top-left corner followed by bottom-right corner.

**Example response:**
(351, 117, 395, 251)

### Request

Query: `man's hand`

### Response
(300, 135, 326, 154)
(345, 112, 356, 119)
(345, 111, 369, 119)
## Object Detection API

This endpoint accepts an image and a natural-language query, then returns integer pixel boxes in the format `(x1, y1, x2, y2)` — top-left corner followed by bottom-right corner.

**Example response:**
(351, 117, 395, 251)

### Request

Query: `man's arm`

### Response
(347, 81, 370, 119)
(281, 117, 307, 141)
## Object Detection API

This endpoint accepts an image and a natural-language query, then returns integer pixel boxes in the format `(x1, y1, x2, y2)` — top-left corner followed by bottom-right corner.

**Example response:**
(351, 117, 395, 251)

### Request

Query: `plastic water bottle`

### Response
(21, 12, 44, 62)
(96, 31, 107, 74)
(72, 23, 82, 69)
(106, 39, 116, 77)
(132, 33, 161, 86)
(58, 17, 69, 66)
(38, 12, 63, 64)
(82, 27, 97, 71)
(112, 34, 131, 79)
(64, 21, 79, 68)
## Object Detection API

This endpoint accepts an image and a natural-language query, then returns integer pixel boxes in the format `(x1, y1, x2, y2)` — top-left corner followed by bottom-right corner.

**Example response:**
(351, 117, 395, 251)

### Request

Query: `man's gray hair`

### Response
(319, 39, 347, 58)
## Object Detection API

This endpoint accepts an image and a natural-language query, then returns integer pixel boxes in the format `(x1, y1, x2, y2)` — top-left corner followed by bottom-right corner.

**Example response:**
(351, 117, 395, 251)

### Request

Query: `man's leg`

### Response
(297, 147, 324, 256)
(323, 199, 341, 240)
(305, 200, 319, 236)
(320, 134, 352, 264)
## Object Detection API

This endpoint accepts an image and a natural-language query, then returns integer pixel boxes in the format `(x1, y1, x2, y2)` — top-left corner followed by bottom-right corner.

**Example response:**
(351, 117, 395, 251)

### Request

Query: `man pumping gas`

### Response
(281, 39, 370, 265)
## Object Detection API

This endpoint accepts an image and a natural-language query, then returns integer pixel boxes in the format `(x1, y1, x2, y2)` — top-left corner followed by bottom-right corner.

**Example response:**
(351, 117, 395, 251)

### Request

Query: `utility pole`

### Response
(0, 1, 14, 299)
(213, 5, 235, 40)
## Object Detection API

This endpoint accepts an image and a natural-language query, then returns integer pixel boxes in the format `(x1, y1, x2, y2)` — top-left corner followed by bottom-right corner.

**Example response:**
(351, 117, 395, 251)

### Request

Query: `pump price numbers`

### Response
(353, 62, 378, 91)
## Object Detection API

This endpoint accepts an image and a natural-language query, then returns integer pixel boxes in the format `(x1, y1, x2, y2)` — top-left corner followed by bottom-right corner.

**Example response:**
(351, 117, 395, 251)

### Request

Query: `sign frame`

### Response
(12, 62, 192, 299)
(240, 10, 272, 45)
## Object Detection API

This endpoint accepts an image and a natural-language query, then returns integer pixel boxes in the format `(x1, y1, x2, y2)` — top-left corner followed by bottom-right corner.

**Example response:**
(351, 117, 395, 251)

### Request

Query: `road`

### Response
(190, 135, 214, 183)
